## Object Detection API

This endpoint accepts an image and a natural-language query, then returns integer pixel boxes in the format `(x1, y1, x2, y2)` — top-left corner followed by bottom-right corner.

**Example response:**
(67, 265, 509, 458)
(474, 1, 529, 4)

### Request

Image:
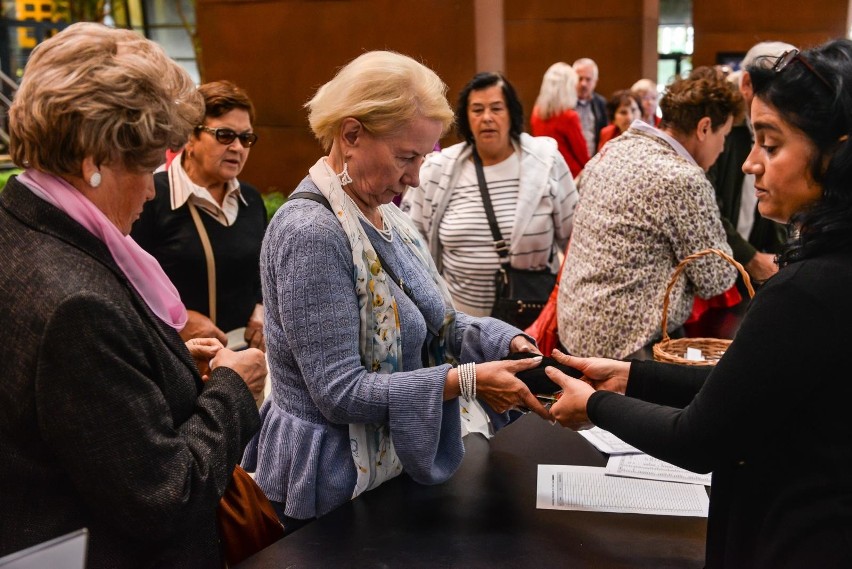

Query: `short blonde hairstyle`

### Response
(306, 51, 454, 152)
(534, 62, 578, 120)
(9, 22, 203, 175)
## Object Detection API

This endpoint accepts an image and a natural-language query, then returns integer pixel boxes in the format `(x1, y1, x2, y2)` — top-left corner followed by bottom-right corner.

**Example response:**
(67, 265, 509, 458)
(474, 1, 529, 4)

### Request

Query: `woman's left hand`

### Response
(244, 303, 265, 352)
(509, 334, 542, 355)
(545, 365, 596, 430)
(186, 337, 225, 381)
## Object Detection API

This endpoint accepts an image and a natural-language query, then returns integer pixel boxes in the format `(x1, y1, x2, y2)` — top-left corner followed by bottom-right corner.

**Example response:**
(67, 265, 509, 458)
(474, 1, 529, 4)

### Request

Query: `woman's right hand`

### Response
(551, 349, 630, 394)
(467, 357, 551, 420)
(210, 347, 267, 399)
(179, 310, 228, 346)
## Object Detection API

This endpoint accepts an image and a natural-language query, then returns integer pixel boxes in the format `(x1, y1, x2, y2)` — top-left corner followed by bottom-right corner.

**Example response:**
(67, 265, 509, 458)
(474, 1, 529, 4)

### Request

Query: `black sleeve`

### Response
(588, 267, 837, 473)
(624, 359, 710, 408)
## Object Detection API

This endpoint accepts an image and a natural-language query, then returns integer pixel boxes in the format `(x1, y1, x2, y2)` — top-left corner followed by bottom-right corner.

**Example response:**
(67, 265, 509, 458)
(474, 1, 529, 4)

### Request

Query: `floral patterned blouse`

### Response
(557, 125, 737, 358)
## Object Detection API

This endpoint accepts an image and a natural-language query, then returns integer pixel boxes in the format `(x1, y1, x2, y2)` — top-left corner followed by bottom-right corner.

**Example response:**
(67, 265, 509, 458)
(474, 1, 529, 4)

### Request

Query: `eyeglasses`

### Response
(772, 49, 833, 92)
(195, 125, 259, 147)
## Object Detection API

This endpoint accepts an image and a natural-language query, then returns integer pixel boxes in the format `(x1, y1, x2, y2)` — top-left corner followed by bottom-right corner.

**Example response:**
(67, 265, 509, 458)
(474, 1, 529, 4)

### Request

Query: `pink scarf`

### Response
(19, 169, 188, 330)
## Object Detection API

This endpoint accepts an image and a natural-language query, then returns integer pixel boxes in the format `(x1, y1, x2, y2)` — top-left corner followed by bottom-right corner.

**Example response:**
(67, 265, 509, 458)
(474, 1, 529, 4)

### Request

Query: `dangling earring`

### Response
(337, 162, 353, 186)
(89, 172, 102, 188)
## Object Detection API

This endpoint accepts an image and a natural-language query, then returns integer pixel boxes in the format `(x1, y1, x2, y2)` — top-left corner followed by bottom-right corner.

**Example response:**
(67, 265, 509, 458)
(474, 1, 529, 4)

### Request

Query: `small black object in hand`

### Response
(504, 351, 583, 396)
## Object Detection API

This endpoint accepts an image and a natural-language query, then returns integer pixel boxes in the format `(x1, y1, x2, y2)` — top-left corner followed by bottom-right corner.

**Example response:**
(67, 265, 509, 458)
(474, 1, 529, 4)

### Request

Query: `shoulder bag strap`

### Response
(472, 151, 510, 266)
(187, 200, 217, 325)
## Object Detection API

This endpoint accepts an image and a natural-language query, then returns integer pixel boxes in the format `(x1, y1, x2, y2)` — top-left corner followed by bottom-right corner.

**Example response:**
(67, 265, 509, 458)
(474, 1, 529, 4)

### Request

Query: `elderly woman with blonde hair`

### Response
(631, 77, 660, 126)
(0, 23, 266, 568)
(242, 50, 550, 531)
(530, 62, 590, 177)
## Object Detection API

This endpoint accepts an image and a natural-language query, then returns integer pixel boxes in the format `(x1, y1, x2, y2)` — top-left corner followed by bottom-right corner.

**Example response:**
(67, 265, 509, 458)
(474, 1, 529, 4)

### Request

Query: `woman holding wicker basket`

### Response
(546, 39, 852, 569)
(557, 67, 742, 360)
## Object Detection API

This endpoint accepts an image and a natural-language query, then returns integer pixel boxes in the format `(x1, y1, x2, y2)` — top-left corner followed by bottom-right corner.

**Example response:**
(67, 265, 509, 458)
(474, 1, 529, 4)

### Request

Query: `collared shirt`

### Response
(629, 119, 698, 166)
(168, 152, 246, 226)
(576, 98, 596, 157)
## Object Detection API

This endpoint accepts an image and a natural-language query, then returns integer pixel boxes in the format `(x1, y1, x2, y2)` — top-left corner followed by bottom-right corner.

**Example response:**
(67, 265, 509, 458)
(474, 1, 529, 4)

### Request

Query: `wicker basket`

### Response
(652, 248, 755, 366)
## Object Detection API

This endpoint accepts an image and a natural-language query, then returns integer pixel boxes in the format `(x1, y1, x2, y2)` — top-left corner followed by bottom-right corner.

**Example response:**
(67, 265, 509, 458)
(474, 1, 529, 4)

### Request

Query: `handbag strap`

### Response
(472, 150, 510, 266)
(187, 200, 217, 325)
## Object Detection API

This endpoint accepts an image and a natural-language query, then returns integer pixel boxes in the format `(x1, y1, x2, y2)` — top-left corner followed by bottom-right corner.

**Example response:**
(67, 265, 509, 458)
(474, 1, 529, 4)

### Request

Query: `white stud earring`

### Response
(89, 172, 102, 188)
(337, 162, 353, 186)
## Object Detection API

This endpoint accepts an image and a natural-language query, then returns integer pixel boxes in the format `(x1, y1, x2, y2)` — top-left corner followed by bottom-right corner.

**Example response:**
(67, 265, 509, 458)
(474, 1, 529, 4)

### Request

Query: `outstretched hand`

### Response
(551, 349, 630, 394)
(544, 364, 595, 430)
(474, 356, 551, 420)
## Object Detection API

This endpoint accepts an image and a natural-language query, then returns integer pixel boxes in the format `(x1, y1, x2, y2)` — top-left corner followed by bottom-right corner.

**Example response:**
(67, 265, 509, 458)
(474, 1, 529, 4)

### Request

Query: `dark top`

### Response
(0, 177, 261, 568)
(588, 250, 852, 568)
(590, 91, 609, 150)
(131, 172, 266, 332)
(707, 122, 787, 264)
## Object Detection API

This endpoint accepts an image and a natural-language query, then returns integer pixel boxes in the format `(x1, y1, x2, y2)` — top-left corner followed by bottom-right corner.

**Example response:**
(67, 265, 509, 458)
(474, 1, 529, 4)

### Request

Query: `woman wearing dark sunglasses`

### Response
(547, 39, 852, 568)
(132, 80, 268, 361)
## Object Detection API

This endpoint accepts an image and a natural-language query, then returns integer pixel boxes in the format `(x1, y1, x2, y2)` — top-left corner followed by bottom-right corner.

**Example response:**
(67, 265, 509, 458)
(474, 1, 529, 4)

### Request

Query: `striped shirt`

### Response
(440, 155, 521, 314)
(403, 135, 578, 317)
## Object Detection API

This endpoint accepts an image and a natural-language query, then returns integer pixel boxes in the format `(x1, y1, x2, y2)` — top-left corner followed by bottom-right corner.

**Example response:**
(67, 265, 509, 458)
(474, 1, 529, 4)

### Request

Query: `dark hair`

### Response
(198, 80, 256, 124)
(748, 38, 852, 266)
(606, 89, 641, 122)
(455, 72, 524, 145)
(658, 66, 744, 134)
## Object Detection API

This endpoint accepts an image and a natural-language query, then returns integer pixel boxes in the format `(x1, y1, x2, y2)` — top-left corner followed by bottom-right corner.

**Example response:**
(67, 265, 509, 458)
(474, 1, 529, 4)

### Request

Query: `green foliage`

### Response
(0, 169, 23, 192)
(262, 191, 287, 222)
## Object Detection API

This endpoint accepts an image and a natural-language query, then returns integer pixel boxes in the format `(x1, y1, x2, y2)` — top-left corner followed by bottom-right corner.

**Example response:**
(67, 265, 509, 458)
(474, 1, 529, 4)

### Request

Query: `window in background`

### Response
(658, 0, 693, 86)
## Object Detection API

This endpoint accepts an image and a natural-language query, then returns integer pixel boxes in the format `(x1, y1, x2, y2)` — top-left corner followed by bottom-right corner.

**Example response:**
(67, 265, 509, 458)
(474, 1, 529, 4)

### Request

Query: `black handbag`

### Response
(493, 265, 557, 330)
(472, 150, 557, 330)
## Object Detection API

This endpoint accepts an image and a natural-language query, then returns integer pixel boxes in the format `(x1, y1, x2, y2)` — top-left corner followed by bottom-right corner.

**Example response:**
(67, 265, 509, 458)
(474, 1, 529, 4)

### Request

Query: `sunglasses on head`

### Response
(771, 49, 833, 91)
(195, 125, 259, 147)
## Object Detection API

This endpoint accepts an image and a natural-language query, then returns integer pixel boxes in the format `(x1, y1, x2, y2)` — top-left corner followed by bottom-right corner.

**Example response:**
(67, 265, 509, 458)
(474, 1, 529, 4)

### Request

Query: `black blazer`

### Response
(0, 177, 260, 568)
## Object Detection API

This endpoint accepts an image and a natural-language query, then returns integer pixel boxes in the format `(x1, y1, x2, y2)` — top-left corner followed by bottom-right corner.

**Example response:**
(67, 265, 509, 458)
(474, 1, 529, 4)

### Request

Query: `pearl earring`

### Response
(89, 172, 102, 188)
(337, 162, 353, 186)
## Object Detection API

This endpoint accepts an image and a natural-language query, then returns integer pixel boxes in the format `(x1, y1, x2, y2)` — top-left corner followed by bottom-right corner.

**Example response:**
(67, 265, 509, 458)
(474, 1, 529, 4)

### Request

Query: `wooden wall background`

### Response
(196, 0, 849, 195)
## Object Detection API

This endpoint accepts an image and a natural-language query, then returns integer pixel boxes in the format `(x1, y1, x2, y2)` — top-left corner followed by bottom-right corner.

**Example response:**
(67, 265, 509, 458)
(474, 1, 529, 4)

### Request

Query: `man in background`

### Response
(573, 58, 608, 156)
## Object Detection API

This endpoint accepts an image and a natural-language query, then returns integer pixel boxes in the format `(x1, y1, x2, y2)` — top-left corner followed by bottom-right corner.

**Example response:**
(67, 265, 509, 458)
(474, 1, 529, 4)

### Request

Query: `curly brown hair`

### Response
(658, 66, 744, 134)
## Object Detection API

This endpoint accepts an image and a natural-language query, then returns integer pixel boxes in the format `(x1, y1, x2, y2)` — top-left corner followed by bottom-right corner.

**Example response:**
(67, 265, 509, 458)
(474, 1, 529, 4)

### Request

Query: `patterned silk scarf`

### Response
(308, 158, 455, 498)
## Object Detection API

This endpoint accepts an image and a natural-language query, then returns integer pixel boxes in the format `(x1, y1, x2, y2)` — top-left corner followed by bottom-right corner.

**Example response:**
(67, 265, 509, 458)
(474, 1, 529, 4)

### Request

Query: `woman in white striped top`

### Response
(403, 72, 578, 318)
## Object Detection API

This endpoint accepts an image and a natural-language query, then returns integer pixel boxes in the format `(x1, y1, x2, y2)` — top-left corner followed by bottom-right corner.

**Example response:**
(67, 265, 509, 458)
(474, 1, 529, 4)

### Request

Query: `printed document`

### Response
(536, 465, 709, 517)
(606, 454, 712, 486)
(577, 426, 640, 455)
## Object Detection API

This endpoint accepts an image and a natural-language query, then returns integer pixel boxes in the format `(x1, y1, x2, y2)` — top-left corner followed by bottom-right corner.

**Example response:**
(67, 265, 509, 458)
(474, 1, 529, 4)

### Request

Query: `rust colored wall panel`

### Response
(504, 0, 650, 130)
(693, 0, 848, 68)
(196, 0, 476, 194)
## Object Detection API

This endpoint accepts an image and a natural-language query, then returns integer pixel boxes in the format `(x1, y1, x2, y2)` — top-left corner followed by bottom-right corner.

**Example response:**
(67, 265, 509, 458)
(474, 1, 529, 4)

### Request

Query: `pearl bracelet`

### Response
(458, 362, 477, 401)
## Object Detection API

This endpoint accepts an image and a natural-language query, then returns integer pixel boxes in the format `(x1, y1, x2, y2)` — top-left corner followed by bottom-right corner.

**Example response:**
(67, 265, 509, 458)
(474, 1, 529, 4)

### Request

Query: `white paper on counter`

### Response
(577, 426, 640, 455)
(606, 454, 712, 486)
(536, 465, 709, 517)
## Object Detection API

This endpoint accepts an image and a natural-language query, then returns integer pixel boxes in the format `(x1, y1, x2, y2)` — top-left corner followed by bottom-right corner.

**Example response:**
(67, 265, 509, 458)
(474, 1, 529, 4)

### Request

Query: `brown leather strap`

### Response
(187, 201, 216, 325)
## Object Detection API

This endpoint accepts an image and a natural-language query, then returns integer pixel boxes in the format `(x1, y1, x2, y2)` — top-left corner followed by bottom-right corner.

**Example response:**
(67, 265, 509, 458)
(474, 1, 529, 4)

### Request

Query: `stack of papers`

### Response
(535, 427, 711, 516)
(536, 465, 709, 517)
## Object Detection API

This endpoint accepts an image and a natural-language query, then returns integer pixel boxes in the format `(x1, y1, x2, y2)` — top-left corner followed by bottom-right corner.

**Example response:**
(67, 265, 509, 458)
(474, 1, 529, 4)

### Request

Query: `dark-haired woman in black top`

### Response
(546, 38, 852, 568)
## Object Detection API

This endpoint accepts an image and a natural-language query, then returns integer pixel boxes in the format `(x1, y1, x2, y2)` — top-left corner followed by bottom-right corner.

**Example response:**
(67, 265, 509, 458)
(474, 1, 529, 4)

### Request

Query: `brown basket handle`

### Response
(659, 248, 755, 343)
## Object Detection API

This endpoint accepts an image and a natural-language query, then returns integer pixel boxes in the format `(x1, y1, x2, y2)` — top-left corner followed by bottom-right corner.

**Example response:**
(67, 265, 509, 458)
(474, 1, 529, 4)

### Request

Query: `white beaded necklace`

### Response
(347, 194, 393, 242)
